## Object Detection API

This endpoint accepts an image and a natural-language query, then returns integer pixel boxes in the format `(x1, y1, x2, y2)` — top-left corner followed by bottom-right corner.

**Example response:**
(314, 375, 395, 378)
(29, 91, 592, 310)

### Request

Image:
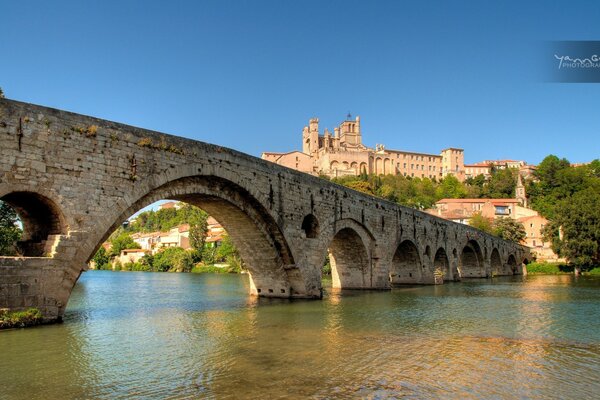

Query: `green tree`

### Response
(153, 247, 194, 272)
(0, 201, 22, 256)
(0, 87, 4, 99)
(92, 247, 110, 270)
(469, 212, 493, 234)
(543, 186, 600, 269)
(109, 232, 140, 257)
(493, 217, 526, 243)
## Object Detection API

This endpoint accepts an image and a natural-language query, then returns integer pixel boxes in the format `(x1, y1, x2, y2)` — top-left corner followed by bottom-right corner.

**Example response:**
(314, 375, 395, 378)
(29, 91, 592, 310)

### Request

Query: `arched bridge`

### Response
(0, 99, 531, 322)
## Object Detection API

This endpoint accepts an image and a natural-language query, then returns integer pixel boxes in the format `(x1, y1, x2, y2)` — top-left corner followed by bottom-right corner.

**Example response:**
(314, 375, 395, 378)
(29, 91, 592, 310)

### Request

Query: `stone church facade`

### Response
(262, 116, 465, 181)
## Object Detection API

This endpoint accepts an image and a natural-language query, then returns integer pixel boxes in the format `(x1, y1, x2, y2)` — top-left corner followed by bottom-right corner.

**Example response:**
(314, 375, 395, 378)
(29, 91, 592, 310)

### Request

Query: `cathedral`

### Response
(262, 115, 466, 180)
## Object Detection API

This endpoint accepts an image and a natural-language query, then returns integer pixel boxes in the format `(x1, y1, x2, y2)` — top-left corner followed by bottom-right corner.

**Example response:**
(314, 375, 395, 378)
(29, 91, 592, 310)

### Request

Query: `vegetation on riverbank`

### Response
(0, 308, 43, 329)
(526, 261, 600, 276)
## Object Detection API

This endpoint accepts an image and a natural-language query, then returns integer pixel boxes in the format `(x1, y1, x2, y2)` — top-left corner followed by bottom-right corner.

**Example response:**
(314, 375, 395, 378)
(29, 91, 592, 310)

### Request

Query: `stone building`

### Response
(262, 116, 466, 180)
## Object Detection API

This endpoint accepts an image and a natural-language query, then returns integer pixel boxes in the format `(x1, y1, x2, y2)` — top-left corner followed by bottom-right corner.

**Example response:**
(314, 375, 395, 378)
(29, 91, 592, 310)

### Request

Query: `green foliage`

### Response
(525, 261, 573, 275)
(128, 203, 208, 234)
(92, 247, 110, 270)
(543, 185, 600, 268)
(493, 217, 526, 243)
(0, 308, 43, 329)
(109, 232, 140, 257)
(153, 247, 194, 272)
(0, 201, 22, 256)
(469, 212, 494, 234)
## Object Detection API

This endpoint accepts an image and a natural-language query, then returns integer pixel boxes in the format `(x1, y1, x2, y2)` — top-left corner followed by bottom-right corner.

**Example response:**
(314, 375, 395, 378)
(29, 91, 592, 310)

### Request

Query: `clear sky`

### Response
(1, 1, 599, 165)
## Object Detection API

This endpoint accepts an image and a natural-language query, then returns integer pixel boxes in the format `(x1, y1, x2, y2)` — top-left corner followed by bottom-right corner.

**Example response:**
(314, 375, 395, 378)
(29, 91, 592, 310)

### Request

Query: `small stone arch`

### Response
(350, 162, 358, 173)
(390, 240, 422, 285)
(433, 247, 451, 283)
(375, 158, 383, 175)
(330, 160, 339, 170)
(459, 239, 485, 278)
(301, 214, 319, 239)
(506, 254, 517, 275)
(0, 191, 67, 256)
(490, 248, 502, 276)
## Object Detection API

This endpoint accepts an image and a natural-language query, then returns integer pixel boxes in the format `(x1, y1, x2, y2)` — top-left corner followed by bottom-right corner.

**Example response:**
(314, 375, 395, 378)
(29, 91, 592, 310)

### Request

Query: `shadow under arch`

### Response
(326, 218, 375, 290)
(433, 247, 451, 282)
(507, 254, 517, 275)
(459, 239, 485, 278)
(0, 191, 67, 256)
(88, 175, 303, 298)
(390, 239, 422, 285)
(490, 248, 502, 276)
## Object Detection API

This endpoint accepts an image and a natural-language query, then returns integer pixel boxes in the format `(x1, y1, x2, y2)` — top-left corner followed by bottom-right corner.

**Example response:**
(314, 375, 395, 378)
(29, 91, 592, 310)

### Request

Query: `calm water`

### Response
(1, 272, 600, 399)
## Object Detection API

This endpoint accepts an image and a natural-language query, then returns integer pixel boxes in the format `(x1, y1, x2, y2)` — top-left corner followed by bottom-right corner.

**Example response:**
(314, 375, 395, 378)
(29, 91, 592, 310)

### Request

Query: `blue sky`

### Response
(1, 1, 599, 165)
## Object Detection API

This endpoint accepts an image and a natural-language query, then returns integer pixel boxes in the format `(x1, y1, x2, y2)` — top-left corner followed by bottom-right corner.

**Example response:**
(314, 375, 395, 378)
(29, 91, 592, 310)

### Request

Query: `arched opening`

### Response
(328, 227, 370, 289)
(506, 254, 517, 275)
(433, 247, 450, 282)
(301, 214, 319, 239)
(360, 162, 367, 175)
(330, 161, 339, 171)
(375, 158, 382, 175)
(0, 192, 66, 257)
(89, 176, 304, 299)
(390, 240, 422, 285)
(459, 240, 484, 278)
(490, 248, 502, 276)
(350, 162, 358, 173)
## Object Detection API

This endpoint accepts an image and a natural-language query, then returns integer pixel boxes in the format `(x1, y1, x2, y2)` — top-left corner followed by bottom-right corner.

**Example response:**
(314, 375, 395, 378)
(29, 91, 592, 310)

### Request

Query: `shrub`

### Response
(0, 308, 43, 329)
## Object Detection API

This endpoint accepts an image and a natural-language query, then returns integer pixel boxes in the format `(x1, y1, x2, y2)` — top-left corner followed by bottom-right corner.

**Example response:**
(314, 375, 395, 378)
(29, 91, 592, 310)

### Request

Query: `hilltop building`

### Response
(262, 116, 466, 180)
(464, 159, 536, 180)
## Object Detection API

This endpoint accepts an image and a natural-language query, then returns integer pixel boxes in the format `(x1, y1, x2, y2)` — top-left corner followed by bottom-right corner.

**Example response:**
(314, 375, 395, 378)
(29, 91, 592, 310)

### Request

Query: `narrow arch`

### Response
(433, 247, 451, 282)
(390, 240, 422, 285)
(459, 239, 485, 278)
(301, 214, 319, 239)
(0, 191, 66, 256)
(490, 248, 502, 276)
(350, 162, 358, 173)
(330, 161, 339, 170)
(375, 158, 383, 175)
(506, 254, 517, 275)
(328, 227, 370, 289)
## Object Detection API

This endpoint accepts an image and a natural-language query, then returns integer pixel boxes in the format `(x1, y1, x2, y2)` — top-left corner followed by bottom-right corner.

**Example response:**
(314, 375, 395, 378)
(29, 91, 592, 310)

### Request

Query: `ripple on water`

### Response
(1, 272, 599, 399)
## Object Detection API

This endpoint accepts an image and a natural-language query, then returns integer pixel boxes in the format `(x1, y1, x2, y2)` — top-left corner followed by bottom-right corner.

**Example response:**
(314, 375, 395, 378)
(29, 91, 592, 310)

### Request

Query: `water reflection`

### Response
(1, 272, 599, 399)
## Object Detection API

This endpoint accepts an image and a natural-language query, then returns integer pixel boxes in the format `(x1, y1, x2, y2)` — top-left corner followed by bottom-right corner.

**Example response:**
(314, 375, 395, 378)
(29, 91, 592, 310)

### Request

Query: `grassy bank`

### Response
(0, 308, 43, 329)
(191, 264, 241, 274)
(526, 262, 600, 276)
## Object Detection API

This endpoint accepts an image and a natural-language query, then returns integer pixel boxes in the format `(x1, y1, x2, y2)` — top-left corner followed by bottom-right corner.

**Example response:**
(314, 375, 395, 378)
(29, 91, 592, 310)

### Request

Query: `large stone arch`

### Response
(88, 175, 305, 298)
(325, 218, 376, 290)
(490, 248, 502, 276)
(459, 239, 485, 278)
(390, 239, 422, 285)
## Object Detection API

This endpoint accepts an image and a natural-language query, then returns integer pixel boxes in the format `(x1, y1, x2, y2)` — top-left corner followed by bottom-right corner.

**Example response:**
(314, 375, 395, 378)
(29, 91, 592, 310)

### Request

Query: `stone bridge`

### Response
(0, 99, 531, 322)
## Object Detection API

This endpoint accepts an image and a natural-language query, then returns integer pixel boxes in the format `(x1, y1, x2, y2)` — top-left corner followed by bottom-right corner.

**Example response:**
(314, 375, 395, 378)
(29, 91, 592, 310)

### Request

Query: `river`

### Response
(1, 271, 599, 399)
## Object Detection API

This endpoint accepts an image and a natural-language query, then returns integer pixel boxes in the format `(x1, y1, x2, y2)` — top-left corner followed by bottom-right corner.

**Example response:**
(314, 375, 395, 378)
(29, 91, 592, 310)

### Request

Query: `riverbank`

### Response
(0, 308, 43, 329)
(526, 261, 600, 276)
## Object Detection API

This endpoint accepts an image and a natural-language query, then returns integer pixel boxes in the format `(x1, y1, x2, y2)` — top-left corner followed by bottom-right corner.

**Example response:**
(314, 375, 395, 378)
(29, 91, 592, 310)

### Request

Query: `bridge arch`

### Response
(459, 239, 485, 278)
(490, 248, 502, 276)
(433, 247, 451, 282)
(87, 174, 305, 298)
(0, 190, 67, 257)
(506, 254, 517, 275)
(326, 218, 375, 289)
(390, 239, 422, 285)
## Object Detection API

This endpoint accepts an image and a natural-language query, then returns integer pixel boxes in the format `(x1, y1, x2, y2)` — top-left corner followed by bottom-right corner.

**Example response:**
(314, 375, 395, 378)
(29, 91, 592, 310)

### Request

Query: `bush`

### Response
(153, 247, 194, 272)
(526, 261, 572, 274)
